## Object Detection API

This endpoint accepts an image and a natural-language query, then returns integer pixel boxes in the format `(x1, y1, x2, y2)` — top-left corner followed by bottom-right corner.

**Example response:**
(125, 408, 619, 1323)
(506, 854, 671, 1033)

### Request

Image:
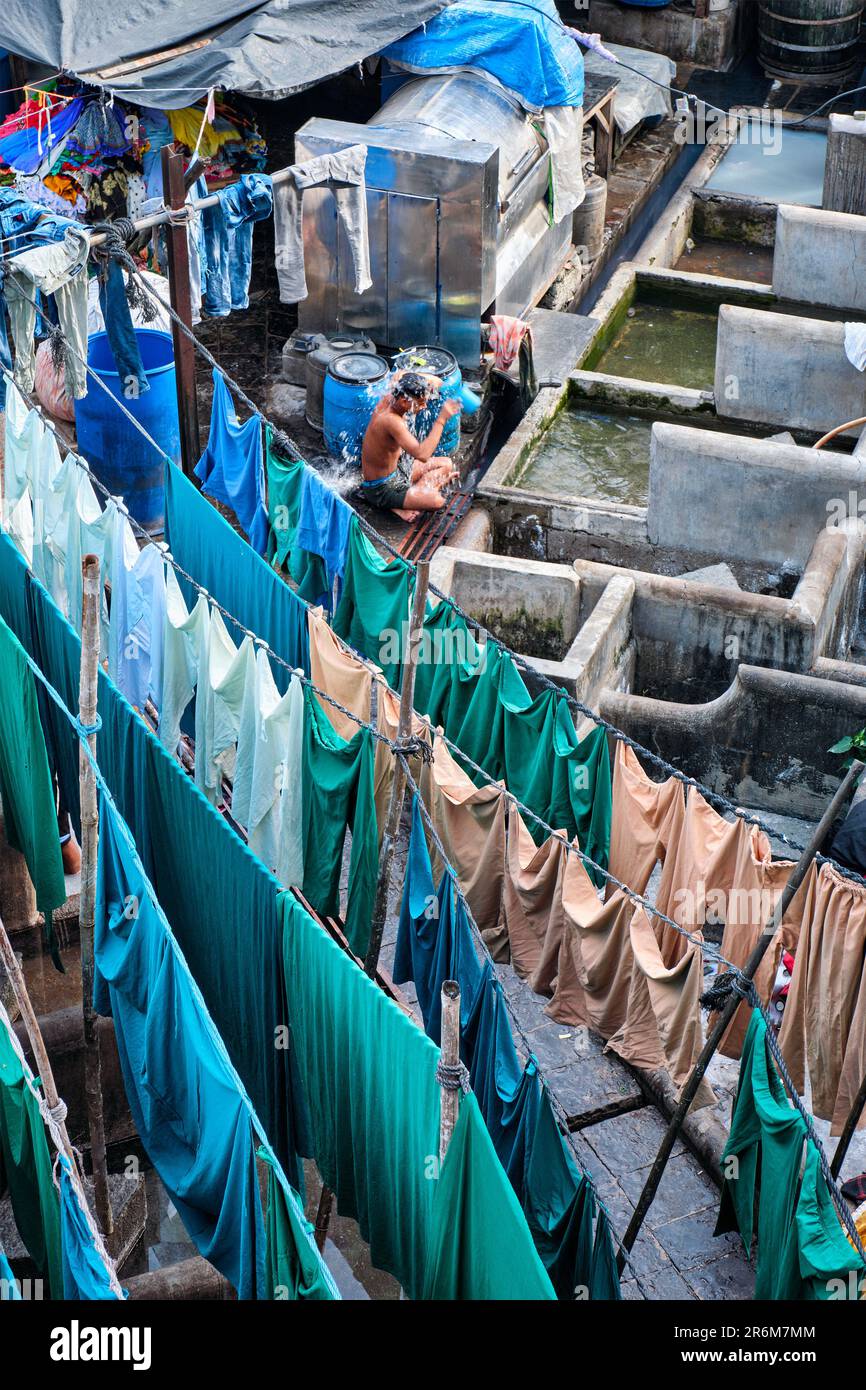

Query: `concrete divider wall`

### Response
(773, 204, 866, 313)
(649, 421, 866, 568)
(714, 304, 866, 435)
(601, 664, 866, 819)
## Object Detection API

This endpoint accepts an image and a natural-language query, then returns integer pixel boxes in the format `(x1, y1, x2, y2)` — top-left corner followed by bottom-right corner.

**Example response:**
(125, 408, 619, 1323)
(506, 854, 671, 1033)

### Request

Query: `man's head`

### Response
(391, 371, 429, 415)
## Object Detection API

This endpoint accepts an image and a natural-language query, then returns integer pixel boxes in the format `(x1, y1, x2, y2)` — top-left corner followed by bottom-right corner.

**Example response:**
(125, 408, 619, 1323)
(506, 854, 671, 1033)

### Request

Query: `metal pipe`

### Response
(813, 415, 866, 449)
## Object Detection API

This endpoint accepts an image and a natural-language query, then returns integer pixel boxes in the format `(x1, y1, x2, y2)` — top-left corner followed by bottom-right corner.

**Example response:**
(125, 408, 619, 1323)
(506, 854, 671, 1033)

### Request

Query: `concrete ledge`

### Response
(715, 303, 866, 435)
(774, 204, 866, 313)
(649, 421, 866, 568)
(566, 574, 635, 716)
(601, 664, 866, 818)
(587, 0, 742, 69)
(430, 545, 582, 662)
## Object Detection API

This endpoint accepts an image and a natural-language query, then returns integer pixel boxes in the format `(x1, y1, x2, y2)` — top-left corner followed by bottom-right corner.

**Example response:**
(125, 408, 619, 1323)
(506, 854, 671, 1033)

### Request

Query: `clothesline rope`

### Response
(107, 249, 866, 888)
(0, 997, 125, 1299)
(2, 620, 341, 1301)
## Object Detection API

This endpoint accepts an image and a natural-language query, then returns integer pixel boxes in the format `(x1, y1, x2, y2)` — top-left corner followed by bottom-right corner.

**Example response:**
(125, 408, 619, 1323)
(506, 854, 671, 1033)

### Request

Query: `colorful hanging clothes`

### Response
(164, 459, 309, 690)
(395, 798, 621, 1299)
(296, 466, 352, 601)
(266, 444, 305, 573)
(94, 794, 332, 1300)
(300, 683, 379, 957)
(195, 370, 269, 554)
(0, 613, 66, 966)
(716, 1011, 866, 1300)
(0, 1011, 62, 1297)
(260, 1150, 335, 1301)
(333, 516, 415, 690)
(0, 1246, 21, 1298)
(233, 651, 305, 889)
(308, 605, 372, 742)
(277, 890, 555, 1300)
(0, 536, 312, 1186)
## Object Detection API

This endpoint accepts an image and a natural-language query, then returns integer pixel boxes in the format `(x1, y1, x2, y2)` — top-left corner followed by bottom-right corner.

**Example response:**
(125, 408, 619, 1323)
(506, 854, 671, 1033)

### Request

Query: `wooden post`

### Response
(831, 1068, 866, 1179)
(363, 559, 431, 978)
(313, 1185, 335, 1253)
(161, 145, 201, 477)
(0, 911, 76, 1165)
(78, 555, 113, 1237)
(439, 980, 462, 1162)
(616, 759, 863, 1272)
(823, 114, 866, 216)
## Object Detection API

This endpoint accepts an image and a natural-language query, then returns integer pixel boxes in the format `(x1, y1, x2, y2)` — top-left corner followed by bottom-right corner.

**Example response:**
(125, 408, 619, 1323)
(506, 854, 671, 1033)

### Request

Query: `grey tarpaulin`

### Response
(0, 0, 454, 109)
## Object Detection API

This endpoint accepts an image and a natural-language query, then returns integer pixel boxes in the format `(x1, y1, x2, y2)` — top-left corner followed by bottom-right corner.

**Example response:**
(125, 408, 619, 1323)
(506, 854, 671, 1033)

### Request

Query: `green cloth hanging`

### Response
(265, 430, 305, 573)
(300, 683, 379, 958)
(0, 614, 66, 967)
(717, 1011, 866, 1300)
(414, 599, 612, 884)
(0, 1020, 62, 1298)
(260, 1150, 335, 1301)
(333, 517, 415, 691)
(277, 891, 555, 1300)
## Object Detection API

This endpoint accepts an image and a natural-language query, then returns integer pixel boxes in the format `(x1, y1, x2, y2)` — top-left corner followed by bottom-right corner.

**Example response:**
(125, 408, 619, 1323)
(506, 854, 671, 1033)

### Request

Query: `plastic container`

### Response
(391, 344, 476, 456)
(73, 329, 180, 534)
(323, 351, 390, 463)
(573, 174, 608, 262)
(305, 331, 377, 429)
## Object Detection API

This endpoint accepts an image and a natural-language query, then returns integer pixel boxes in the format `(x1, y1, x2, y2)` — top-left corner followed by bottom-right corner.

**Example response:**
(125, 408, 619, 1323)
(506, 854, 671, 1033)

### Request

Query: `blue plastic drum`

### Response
(323, 352, 390, 464)
(74, 329, 180, 534)
(392, 345, 465, 456)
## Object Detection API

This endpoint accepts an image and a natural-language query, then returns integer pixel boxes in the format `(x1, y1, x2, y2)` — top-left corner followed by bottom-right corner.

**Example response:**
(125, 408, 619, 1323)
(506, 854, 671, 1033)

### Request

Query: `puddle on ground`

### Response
(594, 301, 718, 390)
(675, 237, 773, 284)
(514, 406, 652, 506)
(704, 129, 827, 207)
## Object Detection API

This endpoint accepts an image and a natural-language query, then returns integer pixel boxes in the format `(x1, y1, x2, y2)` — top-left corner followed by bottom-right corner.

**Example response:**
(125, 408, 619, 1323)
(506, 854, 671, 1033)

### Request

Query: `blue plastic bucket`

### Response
(392, 345, 477, 456)
(323, 352, 390, 463)
(74, 329, 180, 533)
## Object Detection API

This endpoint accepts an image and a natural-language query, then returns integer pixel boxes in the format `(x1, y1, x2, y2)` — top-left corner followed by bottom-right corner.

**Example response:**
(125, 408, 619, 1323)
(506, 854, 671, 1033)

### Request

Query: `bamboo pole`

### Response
(78, 554, 113, 1237)
(439, 980, 462, 1162)
(832, 1069, 866, 1179)
(616, 759, 862, 1272)
(363, 559, 431, 978)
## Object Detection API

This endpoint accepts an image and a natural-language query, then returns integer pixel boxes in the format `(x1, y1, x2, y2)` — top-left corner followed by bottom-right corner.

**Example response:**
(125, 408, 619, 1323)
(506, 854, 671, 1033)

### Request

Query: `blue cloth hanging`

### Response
(295, 467, 352, 600)
(93, 795, 268, 1299)
(164, 460, 309, 688)
(195, 370, 269, 555)
(0, 1248, 21, 1299)
(58, 1153, 125, 1301)
(394, 795, 621, 1300)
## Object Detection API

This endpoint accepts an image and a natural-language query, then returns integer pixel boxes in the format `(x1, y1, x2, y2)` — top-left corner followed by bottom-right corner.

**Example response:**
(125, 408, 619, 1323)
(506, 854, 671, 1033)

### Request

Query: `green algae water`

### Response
(594, 301, 718, 389)
(514, 406, 652, 505)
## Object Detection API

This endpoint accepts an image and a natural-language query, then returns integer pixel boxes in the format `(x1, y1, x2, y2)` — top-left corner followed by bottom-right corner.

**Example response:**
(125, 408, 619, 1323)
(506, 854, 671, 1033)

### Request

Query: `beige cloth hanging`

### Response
(418, 735, 506, 944)
(308, 606, 372, 739)
(500, 808, 571, 985)
(778, 861, 866, 1133)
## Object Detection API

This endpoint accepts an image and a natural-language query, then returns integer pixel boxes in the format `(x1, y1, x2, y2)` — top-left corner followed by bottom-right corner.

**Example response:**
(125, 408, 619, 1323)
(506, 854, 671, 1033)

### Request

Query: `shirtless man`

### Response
(360, 370, 460, 513)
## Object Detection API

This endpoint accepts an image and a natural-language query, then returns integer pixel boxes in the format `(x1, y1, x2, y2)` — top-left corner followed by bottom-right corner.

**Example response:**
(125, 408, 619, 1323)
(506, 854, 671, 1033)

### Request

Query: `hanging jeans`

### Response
(97, 258, 149, 398)
(200, 173, 273, 317)
(273, 145, 371, 304)
(5, 225, 90, 398)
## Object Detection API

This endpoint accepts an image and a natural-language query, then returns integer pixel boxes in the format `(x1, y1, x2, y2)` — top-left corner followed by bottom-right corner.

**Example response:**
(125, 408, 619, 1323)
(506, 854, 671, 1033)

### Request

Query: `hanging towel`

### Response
(199, 608, 257, 803)
(333, 516, 415, 690)
(107, 539, 166, 713)
(58, 1152, 123, 1301)
(195, 370, 269, 555)
(266, 442, 305, 572)
(260, 1150, 335, 1301)
(233, 649, 304, 888)
(0, 613, 67, 964)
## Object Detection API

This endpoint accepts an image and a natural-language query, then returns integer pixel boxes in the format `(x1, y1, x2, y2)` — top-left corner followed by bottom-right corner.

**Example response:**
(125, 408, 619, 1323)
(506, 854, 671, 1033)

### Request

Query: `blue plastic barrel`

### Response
(392, 345, 470, 456)
(74, 330, 180, 534)
(323, 352, 390, 463)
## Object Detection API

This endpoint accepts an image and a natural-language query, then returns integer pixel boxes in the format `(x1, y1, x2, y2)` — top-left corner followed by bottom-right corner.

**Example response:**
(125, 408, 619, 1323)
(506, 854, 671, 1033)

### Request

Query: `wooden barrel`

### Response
(758, 0, 865, 83)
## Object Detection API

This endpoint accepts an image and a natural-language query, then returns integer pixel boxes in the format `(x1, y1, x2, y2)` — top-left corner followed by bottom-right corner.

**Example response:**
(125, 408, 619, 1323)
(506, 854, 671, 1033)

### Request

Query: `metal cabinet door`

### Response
(335, 187, 388, 339)
(385, 192, 439, 350)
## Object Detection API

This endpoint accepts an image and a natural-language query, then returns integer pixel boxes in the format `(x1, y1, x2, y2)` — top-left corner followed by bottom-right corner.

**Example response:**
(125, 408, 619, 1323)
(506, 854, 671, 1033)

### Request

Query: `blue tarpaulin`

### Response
(382, 0, 585, 112)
